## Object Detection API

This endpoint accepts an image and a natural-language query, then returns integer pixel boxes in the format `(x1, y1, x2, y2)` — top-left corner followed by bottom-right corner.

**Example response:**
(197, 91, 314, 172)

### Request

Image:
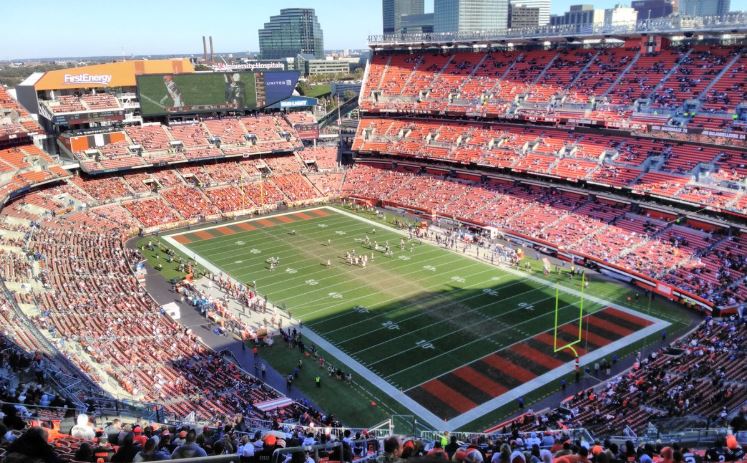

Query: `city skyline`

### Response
(2, 0, 743, 60)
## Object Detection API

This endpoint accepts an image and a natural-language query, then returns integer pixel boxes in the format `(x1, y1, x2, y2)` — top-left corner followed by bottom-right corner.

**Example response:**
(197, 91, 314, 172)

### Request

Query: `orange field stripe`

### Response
(295, 212, 313, 220)
(603, 307, 653, 327)
(172, 235, 191, 244)
(481, 354, 536, 383)
(236, 222, 257, 231)
(420, 379, 477, 414)
(215, 226, 236, 236)
(193, 230, 214, 240)
(275, 215, 295, 223)
(535, 331, 589, 356)
(257, 219, 276, 227)
(452, 366, 508, 397)
(586, 315, 633, 337)
(510, 342, 564, 369)
(557, 324, 611, 349)
(310, 209, 330, 217)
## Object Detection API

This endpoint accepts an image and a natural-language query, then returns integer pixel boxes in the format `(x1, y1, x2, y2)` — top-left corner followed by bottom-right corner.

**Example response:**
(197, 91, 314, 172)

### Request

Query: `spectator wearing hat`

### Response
(171, 429, 207, 459)
(133, 425, 148, 447)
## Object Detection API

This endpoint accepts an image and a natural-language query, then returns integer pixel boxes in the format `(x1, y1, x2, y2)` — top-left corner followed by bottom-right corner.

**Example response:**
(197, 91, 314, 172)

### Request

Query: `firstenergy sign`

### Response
(63, 74, 112, 85)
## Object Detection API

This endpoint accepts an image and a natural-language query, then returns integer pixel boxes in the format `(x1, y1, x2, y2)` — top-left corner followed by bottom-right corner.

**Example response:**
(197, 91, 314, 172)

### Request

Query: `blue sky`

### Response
(2, 0, 736, 60)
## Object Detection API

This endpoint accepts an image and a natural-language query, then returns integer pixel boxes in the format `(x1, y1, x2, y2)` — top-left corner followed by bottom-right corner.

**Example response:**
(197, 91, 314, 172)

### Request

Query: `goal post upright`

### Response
(553, 272, 585, 358)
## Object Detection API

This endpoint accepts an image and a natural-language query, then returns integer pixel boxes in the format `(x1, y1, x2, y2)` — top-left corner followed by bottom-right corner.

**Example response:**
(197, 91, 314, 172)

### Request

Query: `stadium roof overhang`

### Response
(368, 13, 747, 50)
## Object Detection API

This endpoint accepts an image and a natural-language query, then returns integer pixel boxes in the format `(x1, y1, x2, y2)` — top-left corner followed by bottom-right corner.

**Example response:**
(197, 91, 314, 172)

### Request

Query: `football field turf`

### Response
(164, 206, 668, 428)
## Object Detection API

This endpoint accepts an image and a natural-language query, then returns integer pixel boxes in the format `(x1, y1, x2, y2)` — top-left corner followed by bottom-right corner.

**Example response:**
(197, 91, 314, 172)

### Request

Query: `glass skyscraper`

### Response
(434, 0, 509, 33)
(383, 0, 426, 34)
(258, 8, 324, 60)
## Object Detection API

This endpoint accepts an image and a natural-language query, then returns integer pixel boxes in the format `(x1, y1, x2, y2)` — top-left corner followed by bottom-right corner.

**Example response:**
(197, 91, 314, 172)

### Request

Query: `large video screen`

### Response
(137, 71, 299, 117)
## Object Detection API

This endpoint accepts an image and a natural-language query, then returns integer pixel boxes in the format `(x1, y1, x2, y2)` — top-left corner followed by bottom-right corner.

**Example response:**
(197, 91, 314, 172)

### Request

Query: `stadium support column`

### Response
(209, 36, 214, 63)
(203, 36, 208, 62)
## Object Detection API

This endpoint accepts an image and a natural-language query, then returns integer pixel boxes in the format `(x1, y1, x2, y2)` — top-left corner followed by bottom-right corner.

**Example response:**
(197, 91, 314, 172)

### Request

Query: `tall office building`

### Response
(258, 8, 324, 60)
(434, 0, 510, 32)
(509, 4, 540, 28)
(509, 0, 551, 25)
(383, 0, 425, 34)
(679, 0, 730, 16)
(631, 0, 677, 19)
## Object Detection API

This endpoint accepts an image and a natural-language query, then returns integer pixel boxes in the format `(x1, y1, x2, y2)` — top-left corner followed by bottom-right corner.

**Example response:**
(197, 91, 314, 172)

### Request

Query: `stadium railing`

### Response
(419, 428, 595, 447)
(607, 427, 734, 448)
(368, 13, 747, 46)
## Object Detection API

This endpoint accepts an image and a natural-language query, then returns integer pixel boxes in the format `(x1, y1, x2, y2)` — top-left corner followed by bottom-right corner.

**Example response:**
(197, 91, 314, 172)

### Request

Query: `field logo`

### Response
(285, 268, 298, 274)
(353, 305, 369, 314)
(64, 74, 112, 85)
(305, 279, 319, 286)
(250, 248, 262, 254)
(423, 265, 437, 272)
(451, 276, 465, 284)
(328, 292, 343, 299)
(483, 288, 499, 296)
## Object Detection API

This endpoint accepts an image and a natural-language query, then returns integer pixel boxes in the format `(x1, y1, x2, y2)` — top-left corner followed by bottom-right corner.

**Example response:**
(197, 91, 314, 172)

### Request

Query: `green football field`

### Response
(164, 206, 667, 427)
(137, 73, 257, 115)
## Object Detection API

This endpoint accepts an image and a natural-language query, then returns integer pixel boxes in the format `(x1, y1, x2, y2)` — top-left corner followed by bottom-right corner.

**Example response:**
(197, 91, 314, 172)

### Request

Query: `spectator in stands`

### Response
(70, 413, 96, 440)
(74, 442, 94, 462)
(427, 441, 449, 460)
(112, 432, 143, 463)
(133, 425, 148, 447)
(104, 418, 122, 444)
(171, 429, 208, 459)
(446, 435, 459, 459)
(238, 434, 255, 461)
(378, 436, 404, 463)
(134, 437, 171, 461)
(5, 426, 61, 463)
(1, 403, 25, 430)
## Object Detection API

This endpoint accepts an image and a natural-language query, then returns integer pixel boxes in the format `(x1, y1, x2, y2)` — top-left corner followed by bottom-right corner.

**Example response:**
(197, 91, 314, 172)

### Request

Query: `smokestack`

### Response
(202, 36, 207, 62)
(209, 36, 214, 63)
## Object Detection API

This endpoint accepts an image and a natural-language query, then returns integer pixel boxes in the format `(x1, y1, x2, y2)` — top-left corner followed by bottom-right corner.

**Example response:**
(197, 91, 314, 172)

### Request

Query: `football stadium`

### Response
(0, 4, 746, 463)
